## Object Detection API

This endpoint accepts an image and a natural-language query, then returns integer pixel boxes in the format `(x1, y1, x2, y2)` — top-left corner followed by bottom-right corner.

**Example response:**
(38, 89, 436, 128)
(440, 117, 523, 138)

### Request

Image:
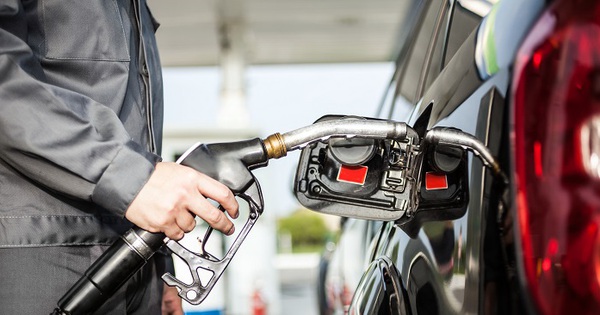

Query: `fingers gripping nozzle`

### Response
(162, 138, 268, 304)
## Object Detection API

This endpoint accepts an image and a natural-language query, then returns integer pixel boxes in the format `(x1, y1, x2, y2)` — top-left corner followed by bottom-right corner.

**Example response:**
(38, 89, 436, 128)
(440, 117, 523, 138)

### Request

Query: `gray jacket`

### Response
(0, 0, 164, 247)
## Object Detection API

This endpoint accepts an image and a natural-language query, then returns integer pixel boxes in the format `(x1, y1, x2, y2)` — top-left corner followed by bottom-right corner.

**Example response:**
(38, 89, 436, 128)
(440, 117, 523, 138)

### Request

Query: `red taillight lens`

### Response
(512, 0, 600, 314)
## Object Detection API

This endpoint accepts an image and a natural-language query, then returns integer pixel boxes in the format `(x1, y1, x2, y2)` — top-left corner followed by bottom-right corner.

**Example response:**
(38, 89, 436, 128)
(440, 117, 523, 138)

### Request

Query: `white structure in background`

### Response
(216, 0, 250, 128)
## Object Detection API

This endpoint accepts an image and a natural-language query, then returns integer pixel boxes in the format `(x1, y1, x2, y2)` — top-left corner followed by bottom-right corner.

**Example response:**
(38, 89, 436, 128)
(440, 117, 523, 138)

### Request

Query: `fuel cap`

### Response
(328, 137, 376, 165)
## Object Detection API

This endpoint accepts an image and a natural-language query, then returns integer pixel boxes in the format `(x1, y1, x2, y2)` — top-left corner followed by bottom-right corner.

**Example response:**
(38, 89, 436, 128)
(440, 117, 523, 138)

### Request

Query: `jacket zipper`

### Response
(132, 0, 156, 154)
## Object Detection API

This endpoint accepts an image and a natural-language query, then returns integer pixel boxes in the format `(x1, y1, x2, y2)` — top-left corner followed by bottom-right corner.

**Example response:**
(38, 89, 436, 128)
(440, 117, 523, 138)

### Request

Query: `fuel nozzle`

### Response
(54, 116, 421, 314)
(165, 117, 421, 304)
(424, 127, 508, 184)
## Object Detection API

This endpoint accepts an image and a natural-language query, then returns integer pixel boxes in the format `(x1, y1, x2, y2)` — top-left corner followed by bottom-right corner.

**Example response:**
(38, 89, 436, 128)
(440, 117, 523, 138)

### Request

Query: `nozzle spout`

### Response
(263, 117, 418, 160)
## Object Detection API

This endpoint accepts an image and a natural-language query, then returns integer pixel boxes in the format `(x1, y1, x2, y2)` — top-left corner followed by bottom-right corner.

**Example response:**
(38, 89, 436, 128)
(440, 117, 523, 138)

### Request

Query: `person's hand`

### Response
(162, 283, 184, 315)
(125, 162, 239, 240)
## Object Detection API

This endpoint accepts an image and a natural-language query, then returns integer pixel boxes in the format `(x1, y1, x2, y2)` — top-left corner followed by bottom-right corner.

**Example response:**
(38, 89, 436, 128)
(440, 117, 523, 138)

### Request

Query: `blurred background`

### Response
(146, 1, 415, 314)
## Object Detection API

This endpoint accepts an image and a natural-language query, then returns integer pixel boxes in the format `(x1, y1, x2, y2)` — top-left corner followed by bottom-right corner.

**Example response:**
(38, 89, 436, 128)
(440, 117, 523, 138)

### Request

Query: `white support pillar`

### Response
(217, 0, 250, 128)
(209, 2, 281, 315)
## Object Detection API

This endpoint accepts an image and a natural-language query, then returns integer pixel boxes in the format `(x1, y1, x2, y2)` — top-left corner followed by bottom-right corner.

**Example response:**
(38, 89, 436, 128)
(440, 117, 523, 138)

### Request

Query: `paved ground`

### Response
(281, 282, 319, 315)
(278, 253, 320, 315)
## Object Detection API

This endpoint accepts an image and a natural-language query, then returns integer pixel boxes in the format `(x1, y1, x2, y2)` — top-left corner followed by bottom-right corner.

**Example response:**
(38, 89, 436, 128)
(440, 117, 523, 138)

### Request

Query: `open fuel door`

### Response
(294, 115, 504, 228)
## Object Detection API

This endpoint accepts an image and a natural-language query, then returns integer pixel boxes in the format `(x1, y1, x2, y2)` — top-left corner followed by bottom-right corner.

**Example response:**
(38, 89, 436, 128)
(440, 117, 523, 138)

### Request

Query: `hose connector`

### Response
(263, 132, 287, 159)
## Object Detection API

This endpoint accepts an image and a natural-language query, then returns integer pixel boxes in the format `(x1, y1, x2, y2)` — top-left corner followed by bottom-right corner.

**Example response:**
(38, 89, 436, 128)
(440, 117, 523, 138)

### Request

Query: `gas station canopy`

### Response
(146, 0, 412, 67)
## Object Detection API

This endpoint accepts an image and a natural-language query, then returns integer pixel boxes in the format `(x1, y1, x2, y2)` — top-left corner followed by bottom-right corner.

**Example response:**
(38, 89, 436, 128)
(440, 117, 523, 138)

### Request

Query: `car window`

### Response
(443, 2, 482, 67)
(388, 0, 449, 122)
(417, 0, 451, 101)
(375, 66, 402, 119)
(376, 1, 428, 120)
(390, 0, 486, 123)
(396, 0, 446, 105)
(377, 64, 415, 120)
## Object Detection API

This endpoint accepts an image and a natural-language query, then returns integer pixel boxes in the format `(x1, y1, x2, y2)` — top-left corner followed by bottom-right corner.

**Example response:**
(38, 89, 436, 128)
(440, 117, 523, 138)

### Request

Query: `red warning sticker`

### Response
(425, 172, 448, 190)
(337, 165, 368, 185)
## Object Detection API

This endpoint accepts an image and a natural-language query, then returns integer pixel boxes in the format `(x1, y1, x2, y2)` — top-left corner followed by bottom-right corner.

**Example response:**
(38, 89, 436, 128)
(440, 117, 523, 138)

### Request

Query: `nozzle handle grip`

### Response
(177, 138, 268, 210)
(161, 138, 268, 304)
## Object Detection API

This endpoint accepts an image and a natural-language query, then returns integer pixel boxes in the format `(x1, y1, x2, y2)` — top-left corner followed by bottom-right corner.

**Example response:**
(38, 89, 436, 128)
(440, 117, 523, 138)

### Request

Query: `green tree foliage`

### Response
(277, 208, 329, 250)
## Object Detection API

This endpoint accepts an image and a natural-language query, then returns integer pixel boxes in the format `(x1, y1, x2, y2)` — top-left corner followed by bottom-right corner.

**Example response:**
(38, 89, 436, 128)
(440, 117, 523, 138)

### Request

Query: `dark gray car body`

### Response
(322, 0, 547, 314)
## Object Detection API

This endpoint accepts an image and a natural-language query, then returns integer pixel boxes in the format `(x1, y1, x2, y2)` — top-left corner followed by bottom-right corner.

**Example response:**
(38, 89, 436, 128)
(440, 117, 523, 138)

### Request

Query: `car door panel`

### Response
(395, 22, 511, 314)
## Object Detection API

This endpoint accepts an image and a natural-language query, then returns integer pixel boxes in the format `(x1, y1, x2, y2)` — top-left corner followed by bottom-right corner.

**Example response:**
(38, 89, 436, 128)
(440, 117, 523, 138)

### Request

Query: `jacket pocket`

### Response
(42, 0, 130, 61)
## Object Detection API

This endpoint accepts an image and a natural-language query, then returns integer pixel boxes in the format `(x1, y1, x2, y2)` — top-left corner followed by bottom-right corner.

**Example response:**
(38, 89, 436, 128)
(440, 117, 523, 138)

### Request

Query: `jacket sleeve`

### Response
(0, 2, 161, 216)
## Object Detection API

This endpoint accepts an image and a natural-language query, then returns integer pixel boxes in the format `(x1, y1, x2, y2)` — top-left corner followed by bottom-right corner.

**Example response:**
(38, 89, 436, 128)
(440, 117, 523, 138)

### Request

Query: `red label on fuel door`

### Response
(337, 165, 368, 185)
(425, 172, 448, 190)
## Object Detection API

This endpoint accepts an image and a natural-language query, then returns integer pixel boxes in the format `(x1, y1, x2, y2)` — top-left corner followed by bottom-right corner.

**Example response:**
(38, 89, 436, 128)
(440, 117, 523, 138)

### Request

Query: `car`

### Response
(318, 218, 383, 315)
(294, 0, 600, 314)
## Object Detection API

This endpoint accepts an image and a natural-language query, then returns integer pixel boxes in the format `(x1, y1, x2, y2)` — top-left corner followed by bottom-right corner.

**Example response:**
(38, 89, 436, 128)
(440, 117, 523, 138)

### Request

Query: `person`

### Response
(0, 0, 239, 314)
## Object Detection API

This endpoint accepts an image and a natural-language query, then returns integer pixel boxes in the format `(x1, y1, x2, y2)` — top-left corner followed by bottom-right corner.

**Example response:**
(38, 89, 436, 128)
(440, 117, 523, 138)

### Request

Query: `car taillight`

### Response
(512, 0, 600, 314)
